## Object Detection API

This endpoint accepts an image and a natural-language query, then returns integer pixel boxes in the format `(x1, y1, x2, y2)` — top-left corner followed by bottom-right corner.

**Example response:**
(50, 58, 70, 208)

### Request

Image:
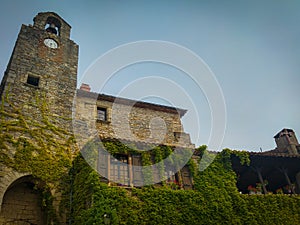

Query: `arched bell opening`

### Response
(45, 16, 61, 36)
(0, 175, 48, 225)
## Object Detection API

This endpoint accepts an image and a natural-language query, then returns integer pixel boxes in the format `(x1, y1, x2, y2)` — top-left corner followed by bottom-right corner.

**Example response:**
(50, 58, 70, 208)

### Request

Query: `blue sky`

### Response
(0, 0, 299, 151)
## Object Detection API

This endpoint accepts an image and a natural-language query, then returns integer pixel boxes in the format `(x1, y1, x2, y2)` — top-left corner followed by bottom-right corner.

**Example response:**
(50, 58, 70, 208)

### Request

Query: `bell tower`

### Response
(0, 12, 78, 126)
(0, 12, 78, 224)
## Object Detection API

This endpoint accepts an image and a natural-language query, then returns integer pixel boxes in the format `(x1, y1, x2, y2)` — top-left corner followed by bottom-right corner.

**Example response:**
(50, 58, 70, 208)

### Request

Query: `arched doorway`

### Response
(0, 175, 47, 225)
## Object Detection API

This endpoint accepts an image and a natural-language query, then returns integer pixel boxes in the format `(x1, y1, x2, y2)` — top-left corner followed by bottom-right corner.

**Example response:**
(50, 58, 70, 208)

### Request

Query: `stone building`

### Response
(273, 128, 300, 155)
(0, 12, 79, 224)
(74, 87, 193, 148)
(73, 87, 194, 188)
(0, 12, 194, 224)
(0, 11, 300, 225)
(0, 12, 78, 129)
(231, 128, 300, 194)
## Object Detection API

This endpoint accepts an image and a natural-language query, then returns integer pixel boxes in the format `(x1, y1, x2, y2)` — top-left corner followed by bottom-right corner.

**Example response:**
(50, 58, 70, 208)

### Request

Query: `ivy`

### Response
(66, 147, 300, 224)
(224, 148, 250, 166)
(0, 91, 77, 224)
(2, 90, 300, 224)
(0, 92, 75, 184)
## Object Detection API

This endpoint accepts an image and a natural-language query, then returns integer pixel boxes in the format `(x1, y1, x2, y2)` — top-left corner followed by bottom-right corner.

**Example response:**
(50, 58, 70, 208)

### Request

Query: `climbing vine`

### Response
(80, 138, 193, 187)
(66, 147, 300, 225)
(0, 92, 75, 183)
(2, 91, 299, 224)
(0, 91, 77, 224)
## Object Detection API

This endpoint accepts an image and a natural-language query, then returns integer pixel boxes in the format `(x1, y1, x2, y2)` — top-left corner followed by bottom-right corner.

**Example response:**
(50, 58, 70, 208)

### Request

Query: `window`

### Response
(97, 153, 143, 187)
(110, 154, 129, 186)
(97, 107, 107, 121)
(26, 75, 40, 87)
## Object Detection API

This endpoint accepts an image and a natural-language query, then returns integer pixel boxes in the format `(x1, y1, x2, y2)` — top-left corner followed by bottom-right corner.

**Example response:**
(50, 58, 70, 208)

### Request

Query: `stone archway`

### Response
(0, 175, 47, 225)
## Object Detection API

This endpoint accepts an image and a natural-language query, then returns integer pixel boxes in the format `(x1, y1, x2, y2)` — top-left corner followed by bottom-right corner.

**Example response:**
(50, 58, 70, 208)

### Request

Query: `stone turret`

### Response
(274, 128, 300, 154)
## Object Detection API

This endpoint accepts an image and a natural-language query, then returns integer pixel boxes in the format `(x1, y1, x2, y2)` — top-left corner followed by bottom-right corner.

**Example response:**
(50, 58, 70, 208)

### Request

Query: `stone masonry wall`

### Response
(0, 182, 45, 225)
(0, 12, 78, 132)
(0, 12, 78, 224)
(74, 90, 194, 148)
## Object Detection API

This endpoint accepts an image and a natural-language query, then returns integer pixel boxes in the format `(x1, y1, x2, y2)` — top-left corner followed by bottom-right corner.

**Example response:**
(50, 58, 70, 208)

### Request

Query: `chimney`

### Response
(80, 83, 91, 92)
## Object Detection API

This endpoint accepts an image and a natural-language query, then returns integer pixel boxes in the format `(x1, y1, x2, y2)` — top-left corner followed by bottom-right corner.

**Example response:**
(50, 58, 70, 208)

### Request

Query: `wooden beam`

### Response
(281, 168, 296, 194)
(107, 154, 111, 186)
(255, 167, 268, 194)
(128, 155, 133, 187)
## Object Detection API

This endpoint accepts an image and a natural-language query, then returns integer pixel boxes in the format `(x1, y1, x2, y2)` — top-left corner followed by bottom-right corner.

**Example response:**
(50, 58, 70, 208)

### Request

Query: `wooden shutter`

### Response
(181, 166, 193, 190)
(132, 154, 143, 186)
(97, 149, 109, 182)
(151, 155, 162, 185)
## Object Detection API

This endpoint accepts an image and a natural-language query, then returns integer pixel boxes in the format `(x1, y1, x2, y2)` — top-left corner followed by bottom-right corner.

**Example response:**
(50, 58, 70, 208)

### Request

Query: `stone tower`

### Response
(0, 12, 78, 224)
(0, 12, 78, 126)
(274, 128, 300, 154)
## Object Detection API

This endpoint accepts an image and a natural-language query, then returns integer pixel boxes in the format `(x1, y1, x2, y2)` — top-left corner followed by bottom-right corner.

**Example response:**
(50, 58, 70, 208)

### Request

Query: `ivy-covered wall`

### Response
(0, 93, 76, 224)
(66, 145, 300, 225)
(1, 93, 299, 224)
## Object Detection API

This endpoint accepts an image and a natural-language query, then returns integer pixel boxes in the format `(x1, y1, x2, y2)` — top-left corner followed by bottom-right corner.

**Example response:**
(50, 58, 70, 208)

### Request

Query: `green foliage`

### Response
(194, 145, 207, 157)
(141, 151, 153, 185)
(67, 148, 300, 224)
(2, 94, 299, 225)
(223, 148, 250, 166)
(0, 92, 75, 184)
(81, 138, 192, 186)
(0, 91, 76, 224)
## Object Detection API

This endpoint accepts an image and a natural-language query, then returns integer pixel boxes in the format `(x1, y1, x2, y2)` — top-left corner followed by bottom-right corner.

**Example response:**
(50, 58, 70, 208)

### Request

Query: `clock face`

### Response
(44, 38, 58, 49)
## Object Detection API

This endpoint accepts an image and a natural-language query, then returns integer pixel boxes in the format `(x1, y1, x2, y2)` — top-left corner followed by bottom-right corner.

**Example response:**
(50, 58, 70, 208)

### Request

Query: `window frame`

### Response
(110, 154, 130, 186)
(96, 107, 107, 122)
(26, 75, 40, 87)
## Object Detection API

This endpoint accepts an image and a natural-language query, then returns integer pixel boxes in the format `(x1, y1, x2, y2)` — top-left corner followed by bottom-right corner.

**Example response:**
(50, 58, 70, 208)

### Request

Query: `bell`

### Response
(46, 23, 57, 35)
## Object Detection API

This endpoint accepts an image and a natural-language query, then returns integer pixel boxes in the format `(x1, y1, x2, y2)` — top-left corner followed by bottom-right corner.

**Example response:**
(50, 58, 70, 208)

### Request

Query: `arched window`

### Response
(45, 16, 61, 36)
